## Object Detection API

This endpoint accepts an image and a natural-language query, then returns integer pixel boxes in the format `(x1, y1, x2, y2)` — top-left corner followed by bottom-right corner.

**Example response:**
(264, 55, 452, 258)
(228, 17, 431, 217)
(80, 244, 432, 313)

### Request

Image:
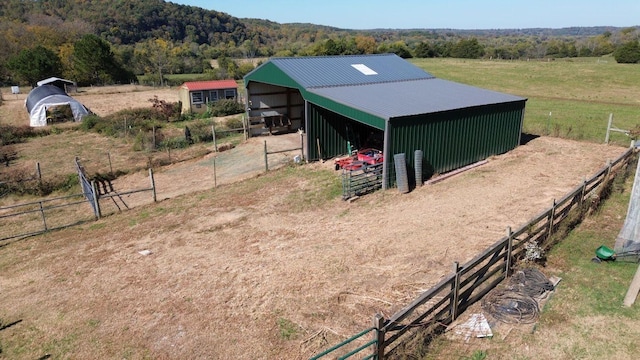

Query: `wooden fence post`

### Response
(374, 314, 385, 359)
(91, 180, 101, 219)
(605, 113, 613, 144)
(264, 140, 269, 172)
(212, 125, 218, 152)
(242, 115, 247, 140)
(39, 201, 48, 231)
(36, 162, 42, 187)
(451, 261, 461, 321)
(108, 152, 113, 175)
(149, 168, 156, 202)
(213, 156, 217, 188)
(548, 199, 556, 240)
(506, 226, 513, 277)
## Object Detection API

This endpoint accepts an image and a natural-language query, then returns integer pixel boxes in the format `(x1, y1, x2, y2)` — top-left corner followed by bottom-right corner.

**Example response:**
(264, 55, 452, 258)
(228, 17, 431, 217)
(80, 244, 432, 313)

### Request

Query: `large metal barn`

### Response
(243, 54, 527, 189)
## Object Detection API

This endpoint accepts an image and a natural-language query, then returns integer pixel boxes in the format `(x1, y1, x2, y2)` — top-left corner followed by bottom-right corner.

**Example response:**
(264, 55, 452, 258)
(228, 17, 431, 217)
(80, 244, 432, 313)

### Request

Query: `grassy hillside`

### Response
(411, 57, 640, 146)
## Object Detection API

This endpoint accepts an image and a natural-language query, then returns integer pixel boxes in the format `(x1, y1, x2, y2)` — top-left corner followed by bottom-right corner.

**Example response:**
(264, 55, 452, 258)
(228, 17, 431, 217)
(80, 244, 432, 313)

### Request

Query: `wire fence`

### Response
(0, 159, 156, 243)
(0, 193, 94, 242)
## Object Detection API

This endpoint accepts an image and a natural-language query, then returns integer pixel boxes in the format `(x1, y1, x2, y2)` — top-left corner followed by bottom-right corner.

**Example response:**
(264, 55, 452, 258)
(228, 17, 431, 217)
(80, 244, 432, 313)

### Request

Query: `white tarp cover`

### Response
(26, 85, 90, 127)
(29, 94, 90, 127)
(615, 156, 640, 254)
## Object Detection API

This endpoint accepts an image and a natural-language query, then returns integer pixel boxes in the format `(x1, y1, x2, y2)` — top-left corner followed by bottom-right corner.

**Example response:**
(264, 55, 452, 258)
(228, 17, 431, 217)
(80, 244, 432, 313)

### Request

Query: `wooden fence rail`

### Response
(311, 147, 634, 359)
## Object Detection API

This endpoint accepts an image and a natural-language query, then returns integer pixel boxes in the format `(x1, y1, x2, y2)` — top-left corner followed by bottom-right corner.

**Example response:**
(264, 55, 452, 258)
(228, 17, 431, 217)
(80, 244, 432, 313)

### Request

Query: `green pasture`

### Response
(410, 57, 640, 146)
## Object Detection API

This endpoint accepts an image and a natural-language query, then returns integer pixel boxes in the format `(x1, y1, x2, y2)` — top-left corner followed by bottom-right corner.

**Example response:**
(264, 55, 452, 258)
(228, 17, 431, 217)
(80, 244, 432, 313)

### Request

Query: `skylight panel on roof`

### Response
(351, 64, 378, 75)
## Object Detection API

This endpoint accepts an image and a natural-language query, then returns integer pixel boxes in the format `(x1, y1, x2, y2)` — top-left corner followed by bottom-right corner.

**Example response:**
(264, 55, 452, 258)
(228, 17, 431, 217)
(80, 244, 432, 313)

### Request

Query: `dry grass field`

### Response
(0, 84, 633, 359)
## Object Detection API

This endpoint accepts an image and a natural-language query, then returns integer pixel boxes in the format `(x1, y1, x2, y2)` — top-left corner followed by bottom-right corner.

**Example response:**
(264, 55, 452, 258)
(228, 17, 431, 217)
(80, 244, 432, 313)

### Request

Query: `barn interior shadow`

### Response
(520, 133, 539, 145)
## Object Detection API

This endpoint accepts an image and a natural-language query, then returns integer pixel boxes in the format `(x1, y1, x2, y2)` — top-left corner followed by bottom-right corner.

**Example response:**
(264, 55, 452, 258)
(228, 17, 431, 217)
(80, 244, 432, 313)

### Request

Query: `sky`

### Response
(173, 0, 639, 30)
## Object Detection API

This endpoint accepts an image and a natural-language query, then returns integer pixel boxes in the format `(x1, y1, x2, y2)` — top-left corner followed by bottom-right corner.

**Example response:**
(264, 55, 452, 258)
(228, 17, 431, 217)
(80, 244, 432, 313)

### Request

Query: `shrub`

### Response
(148, 96, 181, 121)
(79, 114, 100, 130)
(614, 41, 640, 64)
(223, 116, 244, 130)
(160, 137, 190, 150)
(0, 125, 42, 145)
(207, 99, 244, 117)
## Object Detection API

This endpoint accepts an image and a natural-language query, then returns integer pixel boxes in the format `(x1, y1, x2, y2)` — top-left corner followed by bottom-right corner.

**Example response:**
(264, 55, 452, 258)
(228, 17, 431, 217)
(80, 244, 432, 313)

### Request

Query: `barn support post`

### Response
(382, 120, 390, 190)
(304, 100, 310, 159)
(149, 168, 156, 203)
(300, 131, 305, 161)
(451, 261, 461, 321)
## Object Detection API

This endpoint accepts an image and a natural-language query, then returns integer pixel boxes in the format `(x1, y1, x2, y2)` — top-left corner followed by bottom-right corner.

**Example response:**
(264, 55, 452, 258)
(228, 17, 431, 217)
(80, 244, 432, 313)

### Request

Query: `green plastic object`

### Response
(596, 245, 616, 260)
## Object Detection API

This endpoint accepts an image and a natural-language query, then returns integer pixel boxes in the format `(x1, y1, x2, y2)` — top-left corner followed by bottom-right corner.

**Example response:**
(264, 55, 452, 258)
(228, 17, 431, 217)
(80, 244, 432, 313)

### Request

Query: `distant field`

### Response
(410, 57, 640, 146)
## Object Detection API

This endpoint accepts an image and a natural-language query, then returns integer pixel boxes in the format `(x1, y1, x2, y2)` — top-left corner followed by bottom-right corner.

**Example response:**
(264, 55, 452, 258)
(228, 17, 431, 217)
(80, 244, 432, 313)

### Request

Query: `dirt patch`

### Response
(0, 130, 628, 359)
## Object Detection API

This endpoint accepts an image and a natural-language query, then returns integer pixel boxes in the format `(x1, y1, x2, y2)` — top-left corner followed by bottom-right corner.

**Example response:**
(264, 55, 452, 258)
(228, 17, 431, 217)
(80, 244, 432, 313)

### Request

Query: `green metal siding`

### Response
(307, 104, 354, 161)
(244, 62, 301, 89)
(304, 92, 386, 130)
(386, 101, 525, 186)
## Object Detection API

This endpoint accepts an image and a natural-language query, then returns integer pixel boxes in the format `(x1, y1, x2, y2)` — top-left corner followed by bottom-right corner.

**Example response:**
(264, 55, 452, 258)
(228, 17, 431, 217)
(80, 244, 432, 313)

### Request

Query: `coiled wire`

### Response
(481, 268, 554, 324)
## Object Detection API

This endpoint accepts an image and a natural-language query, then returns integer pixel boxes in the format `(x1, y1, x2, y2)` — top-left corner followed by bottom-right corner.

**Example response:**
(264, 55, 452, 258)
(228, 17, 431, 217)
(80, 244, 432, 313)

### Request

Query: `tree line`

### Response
(1, 0, 639, 88)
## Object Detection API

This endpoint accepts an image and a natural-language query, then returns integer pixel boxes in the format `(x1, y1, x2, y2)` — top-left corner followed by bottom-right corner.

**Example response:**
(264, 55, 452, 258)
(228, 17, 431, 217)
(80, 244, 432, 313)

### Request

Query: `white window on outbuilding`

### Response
(224, 89, 236, 99)
(191, 91, 204, 104)
(208, 90, 219, 102)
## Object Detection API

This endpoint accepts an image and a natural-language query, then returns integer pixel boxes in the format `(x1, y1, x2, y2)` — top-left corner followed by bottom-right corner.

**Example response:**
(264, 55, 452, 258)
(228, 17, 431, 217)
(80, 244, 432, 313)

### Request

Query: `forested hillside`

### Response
(0, 0, 638, 87)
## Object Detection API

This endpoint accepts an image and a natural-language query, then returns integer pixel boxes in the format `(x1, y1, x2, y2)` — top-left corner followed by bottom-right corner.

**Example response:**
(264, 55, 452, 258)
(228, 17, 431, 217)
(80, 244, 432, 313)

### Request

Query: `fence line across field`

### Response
(310, 147, 634, 359)
(0, 192, 93, 242)
(0, 162, 157, 242)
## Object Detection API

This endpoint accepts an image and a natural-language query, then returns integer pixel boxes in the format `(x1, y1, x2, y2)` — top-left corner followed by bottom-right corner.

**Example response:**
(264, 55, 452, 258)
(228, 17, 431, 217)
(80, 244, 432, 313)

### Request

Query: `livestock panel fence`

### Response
(0, 158, 156, 242)
(310, 147, 635, 359)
